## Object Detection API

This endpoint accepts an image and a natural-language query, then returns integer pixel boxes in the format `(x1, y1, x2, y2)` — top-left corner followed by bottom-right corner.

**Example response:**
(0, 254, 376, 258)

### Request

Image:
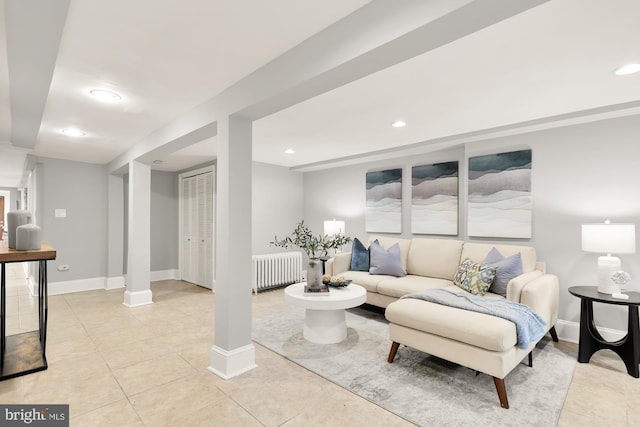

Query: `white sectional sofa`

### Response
(326, 235, 559, 409)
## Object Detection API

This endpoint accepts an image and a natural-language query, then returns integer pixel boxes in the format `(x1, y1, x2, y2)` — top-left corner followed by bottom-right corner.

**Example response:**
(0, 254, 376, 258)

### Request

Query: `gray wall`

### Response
(0, 186, 20, 211)
(303, 114, 640, 331)
(36, 157, 108, 282)
(252, 161, 304, 254)
(150, 170, 179, 271)
(28, 158, 300, 284)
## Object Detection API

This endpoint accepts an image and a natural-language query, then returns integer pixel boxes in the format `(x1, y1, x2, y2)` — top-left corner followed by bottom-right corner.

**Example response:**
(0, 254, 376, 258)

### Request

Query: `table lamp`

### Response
(324, 219, 346, 255)
(324, 219, 345, 237)
(582, 221, 636, 294)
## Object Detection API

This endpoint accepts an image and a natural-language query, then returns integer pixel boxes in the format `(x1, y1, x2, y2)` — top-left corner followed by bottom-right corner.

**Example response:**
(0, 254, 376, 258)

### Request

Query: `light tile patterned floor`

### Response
(0, 263, 636, 426)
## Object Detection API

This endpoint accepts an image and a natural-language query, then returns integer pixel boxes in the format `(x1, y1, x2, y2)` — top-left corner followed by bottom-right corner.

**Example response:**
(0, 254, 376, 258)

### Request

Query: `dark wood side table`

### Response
(0, 241, 56, 380)
(568, 286, 640, 377)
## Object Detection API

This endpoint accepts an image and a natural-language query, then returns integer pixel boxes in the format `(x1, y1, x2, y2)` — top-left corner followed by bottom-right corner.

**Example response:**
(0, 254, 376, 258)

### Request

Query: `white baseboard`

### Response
(47, 271, 176, 296)
(106, 276, 125, 290)
(208, 344, 257, 379)
(150, 269, 179, 282)
(554, 319, 626, 344)
(123, 289, 153, 307)
(49, 277, 106, 296)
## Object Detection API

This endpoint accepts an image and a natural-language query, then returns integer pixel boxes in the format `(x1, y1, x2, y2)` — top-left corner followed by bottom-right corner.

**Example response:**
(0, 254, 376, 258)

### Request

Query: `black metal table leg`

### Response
(1, 262, 5, 373)
(41, 260, 48, 358)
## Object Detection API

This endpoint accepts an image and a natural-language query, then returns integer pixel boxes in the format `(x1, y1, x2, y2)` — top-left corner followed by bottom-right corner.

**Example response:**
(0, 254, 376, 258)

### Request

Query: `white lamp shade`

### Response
(581, 223, 636, 254)
(324, 220, 345, 236)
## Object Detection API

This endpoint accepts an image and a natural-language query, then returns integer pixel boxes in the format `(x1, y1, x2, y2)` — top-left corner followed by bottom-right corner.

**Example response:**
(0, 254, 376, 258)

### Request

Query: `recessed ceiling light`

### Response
(153, 160, 164, 165)
(89, 89, 122, 102)
(284, 149, 295, 154)
(614, 63, 640, 76)
(391, 120, 407, 128)
(61, 128, 85, 137)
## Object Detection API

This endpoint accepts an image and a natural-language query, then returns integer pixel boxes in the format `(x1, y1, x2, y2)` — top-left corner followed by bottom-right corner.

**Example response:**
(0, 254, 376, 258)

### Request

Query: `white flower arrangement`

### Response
(611, 270, 631, 285)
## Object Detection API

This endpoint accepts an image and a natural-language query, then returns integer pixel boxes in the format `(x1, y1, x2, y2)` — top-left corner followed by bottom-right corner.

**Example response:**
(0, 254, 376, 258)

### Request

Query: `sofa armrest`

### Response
(506, 270, 543, 303)
(519, 274, 559, 330)
(327, 252, 351, 276)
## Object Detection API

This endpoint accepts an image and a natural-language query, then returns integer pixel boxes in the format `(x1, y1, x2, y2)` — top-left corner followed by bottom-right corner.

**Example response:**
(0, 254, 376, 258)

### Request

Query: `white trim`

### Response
(179, 165, 215, 180)
(208, 344, 257, 379)
(106, 276, 126, 289)
(49, 277, 106, 295)
(123, 289, 153, 307)
(150, 269, 179, 282)
(555, 318, 626, 344)
(45, 272, 179, 296)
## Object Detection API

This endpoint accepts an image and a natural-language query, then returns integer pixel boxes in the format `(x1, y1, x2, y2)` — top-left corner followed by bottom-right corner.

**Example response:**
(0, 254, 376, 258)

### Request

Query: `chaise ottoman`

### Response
(385, 292, 556, 409)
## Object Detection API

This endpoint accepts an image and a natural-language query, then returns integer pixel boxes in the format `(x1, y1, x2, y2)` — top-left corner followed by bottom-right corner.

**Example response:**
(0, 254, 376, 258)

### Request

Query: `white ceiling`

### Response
(1, 0, 639, 187)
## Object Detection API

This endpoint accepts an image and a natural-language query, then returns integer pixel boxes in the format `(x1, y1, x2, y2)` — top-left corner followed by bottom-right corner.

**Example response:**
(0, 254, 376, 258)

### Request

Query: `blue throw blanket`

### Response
(401, 289, 546, 349)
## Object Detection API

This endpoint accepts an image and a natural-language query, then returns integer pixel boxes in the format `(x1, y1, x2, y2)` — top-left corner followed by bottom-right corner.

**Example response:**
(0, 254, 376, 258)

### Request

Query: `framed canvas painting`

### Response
(468, 149, 532, 238)
(366, 168, 402, 233)
(411, 161, 458, 235)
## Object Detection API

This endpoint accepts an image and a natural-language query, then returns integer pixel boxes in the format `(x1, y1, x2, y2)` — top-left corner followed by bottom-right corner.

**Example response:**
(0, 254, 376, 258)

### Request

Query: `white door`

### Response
(179, 168, 215, 289)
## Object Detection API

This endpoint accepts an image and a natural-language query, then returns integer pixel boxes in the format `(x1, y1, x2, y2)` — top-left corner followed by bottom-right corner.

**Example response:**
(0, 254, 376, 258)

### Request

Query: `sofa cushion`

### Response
(369, 235, 411, 274)
(339, 271, 388, 293)
(385, 297, 517, 352)
(482, 247, 523, 297)
(377, 275, 452, 299)
(350, 238, 373, 271)
(461, 242, 537, 273)
(453, 258, 497, 295)
(369, 242, 405, 277)
(406, 238, 464, 280)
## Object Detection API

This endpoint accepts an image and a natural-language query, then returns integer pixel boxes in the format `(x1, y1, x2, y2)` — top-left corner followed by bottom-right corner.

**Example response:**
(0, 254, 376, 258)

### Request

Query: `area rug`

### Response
(253, 306, 576, 427)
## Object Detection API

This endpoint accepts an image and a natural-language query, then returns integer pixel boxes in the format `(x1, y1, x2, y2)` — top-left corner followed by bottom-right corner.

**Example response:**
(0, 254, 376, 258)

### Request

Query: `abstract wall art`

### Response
(366, 168, 402, 233)
(411, 161, 458, 235)
(468, 149, 532, 238)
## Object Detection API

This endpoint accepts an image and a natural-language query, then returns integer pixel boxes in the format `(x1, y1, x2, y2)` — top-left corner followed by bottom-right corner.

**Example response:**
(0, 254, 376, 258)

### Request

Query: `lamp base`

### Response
(597, 255, 621, 294)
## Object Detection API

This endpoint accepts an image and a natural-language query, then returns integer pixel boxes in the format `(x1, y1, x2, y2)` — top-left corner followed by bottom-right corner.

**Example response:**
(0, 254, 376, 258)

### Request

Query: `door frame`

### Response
(178, 165, 216, 290)
(0, 190, 11, 234)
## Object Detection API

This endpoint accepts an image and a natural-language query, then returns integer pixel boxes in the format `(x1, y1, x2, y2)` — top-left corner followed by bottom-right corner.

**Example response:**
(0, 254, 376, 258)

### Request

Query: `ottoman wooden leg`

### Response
(387, 341, 400, 363)
(493, 377, 509, 409)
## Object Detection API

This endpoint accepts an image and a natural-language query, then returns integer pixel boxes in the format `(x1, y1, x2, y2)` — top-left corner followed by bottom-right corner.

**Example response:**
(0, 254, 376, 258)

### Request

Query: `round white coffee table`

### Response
(284, 282, 367, 344)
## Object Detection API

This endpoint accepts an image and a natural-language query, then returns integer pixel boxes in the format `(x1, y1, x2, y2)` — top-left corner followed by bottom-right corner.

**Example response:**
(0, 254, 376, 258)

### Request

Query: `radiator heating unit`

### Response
(252, 252, 302, 293)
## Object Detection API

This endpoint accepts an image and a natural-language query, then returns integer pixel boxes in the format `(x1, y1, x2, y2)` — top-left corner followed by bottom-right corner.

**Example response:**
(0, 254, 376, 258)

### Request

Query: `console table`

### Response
(568, 286, 640, 378)
(0, 241, 56, 380)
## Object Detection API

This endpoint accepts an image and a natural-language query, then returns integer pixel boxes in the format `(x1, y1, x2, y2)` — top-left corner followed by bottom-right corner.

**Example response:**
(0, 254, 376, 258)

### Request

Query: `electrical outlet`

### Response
(57, 264, 70, 271)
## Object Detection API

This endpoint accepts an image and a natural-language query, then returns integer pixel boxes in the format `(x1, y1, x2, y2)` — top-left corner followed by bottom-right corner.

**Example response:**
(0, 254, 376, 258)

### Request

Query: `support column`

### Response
(124, 160, 152, 307)
(107, 174, 125, 289)
(208, 114, 256, 379)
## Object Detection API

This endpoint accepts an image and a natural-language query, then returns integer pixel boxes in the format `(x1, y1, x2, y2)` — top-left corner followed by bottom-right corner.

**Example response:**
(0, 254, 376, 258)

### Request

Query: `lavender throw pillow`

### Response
(482, 247, 523, 297)
(369, 241, 405, 277)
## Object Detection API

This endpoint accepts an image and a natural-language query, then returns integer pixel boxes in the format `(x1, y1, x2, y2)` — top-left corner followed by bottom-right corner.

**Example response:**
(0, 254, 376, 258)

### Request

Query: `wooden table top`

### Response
(0, 241, 57, 263)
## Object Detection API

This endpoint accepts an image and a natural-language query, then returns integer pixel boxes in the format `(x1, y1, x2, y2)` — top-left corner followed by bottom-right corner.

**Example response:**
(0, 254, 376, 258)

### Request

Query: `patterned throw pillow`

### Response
(453, 258, 497, 295)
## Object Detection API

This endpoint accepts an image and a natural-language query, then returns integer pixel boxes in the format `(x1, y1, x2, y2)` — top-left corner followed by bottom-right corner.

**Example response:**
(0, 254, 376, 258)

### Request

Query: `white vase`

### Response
(7, 210, 32, 249)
